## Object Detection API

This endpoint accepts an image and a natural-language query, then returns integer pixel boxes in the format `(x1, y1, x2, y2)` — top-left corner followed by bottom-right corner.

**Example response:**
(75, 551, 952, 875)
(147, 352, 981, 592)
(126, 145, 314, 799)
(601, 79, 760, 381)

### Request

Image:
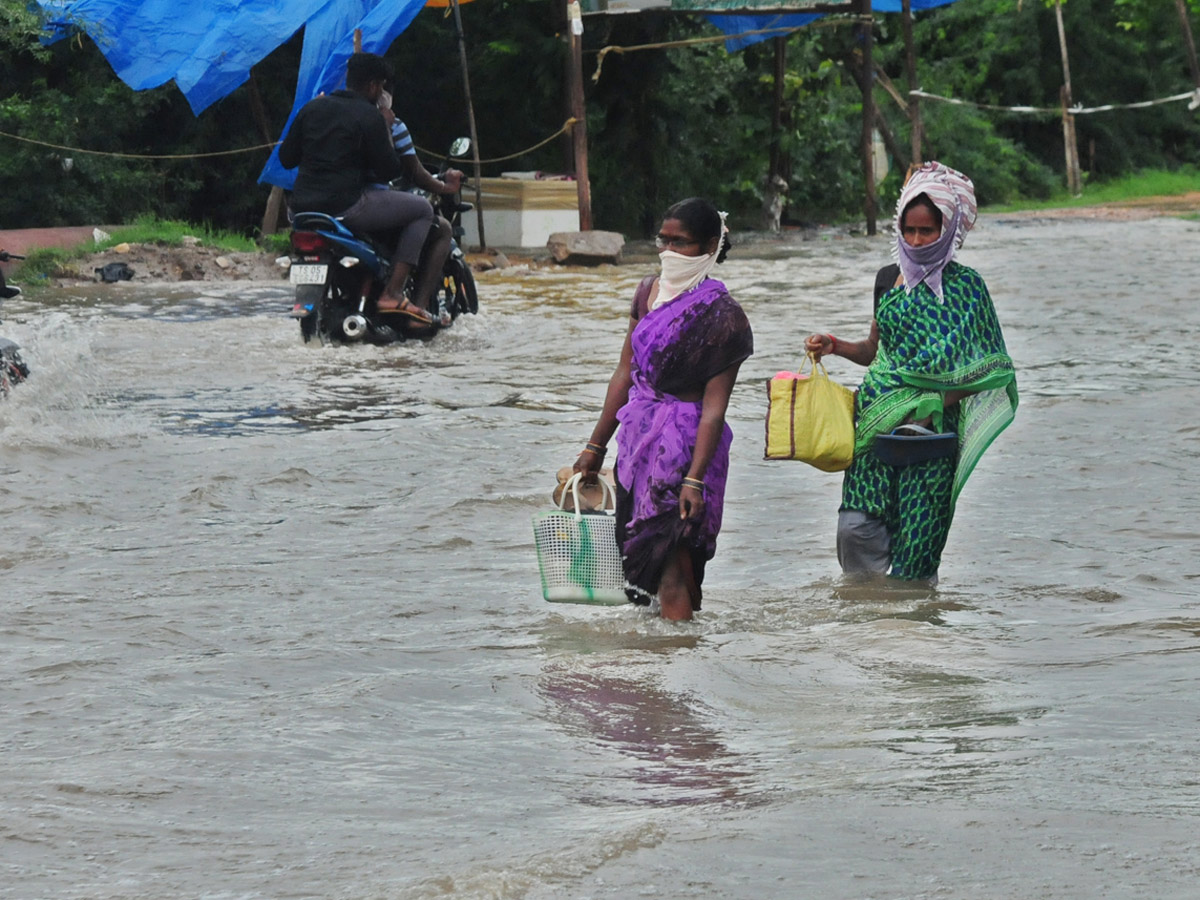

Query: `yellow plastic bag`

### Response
(764, 352, 856, 471)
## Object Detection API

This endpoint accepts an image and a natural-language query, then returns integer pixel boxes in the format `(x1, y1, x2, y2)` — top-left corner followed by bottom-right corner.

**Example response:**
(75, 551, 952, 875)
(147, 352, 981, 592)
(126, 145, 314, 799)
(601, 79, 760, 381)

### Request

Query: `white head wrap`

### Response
(894, 162, 978, 300)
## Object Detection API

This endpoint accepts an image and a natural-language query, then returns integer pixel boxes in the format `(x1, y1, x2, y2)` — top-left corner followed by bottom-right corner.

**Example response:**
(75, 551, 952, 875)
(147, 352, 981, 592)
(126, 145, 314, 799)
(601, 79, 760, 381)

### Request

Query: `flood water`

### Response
(2, 214, 1199, 899)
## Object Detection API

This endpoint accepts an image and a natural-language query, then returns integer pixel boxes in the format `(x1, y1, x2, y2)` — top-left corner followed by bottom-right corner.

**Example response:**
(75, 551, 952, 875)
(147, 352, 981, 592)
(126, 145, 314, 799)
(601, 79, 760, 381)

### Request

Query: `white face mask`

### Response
(655, 246, 719, 309)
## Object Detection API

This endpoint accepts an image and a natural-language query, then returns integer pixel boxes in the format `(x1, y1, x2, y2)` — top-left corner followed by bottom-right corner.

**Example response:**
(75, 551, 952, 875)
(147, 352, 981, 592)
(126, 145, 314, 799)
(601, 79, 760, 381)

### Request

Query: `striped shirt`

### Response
(391, 119, 416, 158)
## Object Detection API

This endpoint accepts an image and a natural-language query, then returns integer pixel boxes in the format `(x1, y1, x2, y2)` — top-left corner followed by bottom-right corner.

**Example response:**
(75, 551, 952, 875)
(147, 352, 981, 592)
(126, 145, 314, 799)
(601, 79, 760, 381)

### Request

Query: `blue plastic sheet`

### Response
(258, 0, 427, 188)
(38, 0, 329, 113)
(705, 14, 824, 53)
(706, 0, 960, 52)
(36, 0, 962, 189)
(37, 0, 427, 188)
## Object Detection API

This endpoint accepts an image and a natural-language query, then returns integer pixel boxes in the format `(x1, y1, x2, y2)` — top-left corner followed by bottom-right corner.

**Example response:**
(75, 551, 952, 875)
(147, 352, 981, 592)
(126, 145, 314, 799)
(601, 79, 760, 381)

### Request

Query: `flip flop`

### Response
(377, 297, 433, 325)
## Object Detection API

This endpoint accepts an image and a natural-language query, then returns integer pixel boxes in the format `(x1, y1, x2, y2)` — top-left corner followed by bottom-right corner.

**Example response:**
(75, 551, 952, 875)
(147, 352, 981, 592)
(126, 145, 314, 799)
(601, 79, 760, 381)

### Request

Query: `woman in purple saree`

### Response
(574, 199, 753, 620)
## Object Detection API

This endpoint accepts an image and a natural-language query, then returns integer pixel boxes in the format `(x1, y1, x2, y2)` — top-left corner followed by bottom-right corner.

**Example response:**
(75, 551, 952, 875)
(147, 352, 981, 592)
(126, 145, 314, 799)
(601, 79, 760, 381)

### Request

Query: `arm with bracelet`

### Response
(804, 327, 878, 367)
(678, 362, 741, 526)
(804, 262, 900, 366)
(574, 315, 636, 482)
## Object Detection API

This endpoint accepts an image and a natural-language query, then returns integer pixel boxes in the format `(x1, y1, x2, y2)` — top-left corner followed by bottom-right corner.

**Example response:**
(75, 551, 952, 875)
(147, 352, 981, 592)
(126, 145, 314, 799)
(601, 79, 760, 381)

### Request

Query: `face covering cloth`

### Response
(653, 211, 729, 310)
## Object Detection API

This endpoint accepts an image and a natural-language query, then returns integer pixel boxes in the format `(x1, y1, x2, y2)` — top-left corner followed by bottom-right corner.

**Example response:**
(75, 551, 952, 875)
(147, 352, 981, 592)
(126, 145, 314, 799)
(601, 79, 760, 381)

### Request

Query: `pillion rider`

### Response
(278, 52, 461, 327)
(376, 93, 464, 326)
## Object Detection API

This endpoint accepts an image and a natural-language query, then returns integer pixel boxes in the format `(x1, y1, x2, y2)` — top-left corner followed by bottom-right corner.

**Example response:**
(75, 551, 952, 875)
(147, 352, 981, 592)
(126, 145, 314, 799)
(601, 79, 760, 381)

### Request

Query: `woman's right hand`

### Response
(572, 447, 604, 483)
(805, 333, 834, 359)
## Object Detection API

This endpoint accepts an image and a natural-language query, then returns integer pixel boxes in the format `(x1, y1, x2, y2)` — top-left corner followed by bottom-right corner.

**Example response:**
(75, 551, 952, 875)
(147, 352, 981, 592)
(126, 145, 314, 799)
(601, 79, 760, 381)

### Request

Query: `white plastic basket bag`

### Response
(532, 473, 627, 605)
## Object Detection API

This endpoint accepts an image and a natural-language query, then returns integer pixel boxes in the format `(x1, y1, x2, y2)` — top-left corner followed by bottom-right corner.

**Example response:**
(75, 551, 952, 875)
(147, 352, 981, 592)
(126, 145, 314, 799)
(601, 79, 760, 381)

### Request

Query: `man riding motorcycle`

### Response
(278, 52, 461, 328)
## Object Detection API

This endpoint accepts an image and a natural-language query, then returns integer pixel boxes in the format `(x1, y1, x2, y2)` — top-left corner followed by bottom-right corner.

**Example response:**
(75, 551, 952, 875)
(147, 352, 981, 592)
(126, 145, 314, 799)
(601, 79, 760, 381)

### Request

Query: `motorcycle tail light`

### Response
(290, 231, 329, 254)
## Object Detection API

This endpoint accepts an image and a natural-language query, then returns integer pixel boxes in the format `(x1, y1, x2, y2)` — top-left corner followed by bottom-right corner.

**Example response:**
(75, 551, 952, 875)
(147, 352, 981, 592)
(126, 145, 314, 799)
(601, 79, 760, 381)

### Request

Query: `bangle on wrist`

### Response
(584, 441, 607, 457)
(827, 333, 838, 354)
(681, 476, 705, 491)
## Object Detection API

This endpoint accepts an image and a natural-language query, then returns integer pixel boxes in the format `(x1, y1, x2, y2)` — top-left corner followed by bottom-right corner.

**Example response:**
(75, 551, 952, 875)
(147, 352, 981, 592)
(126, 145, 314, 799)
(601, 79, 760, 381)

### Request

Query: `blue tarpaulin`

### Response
(257, 0, 427, 188)
(36, 0, 962, 189)
(705, 14, 824, 53)
(706, 0, 960, 52)
(37, 0, 427, 188)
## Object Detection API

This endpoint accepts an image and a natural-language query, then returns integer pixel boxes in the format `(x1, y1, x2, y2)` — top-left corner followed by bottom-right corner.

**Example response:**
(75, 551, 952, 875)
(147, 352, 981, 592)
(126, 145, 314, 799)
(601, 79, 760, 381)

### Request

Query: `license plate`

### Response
(289, 264, 328, 285)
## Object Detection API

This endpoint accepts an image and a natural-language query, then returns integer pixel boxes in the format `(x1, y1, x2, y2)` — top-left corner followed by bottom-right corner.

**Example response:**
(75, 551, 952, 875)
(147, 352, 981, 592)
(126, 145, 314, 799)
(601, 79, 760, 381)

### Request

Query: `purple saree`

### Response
(615, 276, 753, 607)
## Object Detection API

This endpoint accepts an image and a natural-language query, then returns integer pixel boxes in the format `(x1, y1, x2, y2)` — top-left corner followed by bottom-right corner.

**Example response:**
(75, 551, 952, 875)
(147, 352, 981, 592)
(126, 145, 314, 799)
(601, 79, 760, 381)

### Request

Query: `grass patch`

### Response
(17, 246, 77, 284)
(12, 215, 271, 285)
(985, 167, 1199, 213)
(260, 232, 292, 256)
(99, 215, 261, 252)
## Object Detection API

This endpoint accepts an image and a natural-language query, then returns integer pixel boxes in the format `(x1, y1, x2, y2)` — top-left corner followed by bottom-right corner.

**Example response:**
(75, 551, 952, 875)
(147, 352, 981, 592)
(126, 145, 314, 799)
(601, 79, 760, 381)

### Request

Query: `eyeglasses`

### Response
(654, 234, 699, 251)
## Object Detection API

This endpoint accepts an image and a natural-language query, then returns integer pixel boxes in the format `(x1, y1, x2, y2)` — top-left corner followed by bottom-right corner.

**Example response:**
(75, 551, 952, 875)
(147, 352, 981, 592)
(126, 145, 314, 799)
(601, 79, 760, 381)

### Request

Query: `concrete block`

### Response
(546, 230, 625, 265)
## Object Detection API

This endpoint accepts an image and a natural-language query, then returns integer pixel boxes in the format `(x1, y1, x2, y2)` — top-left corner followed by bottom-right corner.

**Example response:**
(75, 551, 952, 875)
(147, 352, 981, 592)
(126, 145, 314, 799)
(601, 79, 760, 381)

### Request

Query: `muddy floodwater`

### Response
(2, 214, 1199, 899)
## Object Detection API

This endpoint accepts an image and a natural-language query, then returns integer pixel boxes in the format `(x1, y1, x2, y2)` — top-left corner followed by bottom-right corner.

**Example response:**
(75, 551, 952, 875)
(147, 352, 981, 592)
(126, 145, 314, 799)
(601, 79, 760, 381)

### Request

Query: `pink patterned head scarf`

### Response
(894, 161, 978, 300)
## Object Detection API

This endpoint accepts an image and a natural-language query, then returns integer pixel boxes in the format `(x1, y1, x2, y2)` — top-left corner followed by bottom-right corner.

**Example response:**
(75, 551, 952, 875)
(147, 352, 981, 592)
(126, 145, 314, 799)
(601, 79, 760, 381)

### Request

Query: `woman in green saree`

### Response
(805, 162, 1018, 582)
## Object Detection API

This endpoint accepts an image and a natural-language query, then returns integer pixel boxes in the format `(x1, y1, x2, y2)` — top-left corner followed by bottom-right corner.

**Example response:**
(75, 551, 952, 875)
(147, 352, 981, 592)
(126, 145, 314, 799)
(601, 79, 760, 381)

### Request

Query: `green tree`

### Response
(878, 0, 1199, 189)
(1, 0, 1195, 234)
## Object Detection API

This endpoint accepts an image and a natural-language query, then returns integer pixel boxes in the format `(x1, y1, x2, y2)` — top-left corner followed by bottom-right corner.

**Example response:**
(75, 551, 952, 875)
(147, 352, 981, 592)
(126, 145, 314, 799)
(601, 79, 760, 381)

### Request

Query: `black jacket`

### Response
(278, 89, 404, 214)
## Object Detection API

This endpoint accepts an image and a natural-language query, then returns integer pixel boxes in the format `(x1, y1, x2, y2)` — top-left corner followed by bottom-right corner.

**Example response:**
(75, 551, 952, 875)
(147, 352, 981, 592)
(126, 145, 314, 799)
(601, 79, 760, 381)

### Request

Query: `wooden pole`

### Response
(248, 71, 286, 237)
(768, 36, 786, 185)
(566, 0, 593, 231)
(449, 0, 487, 248)
(260, 31, 364, 240)
(261, 186, 286, 238)
(859, 0, 877, 235)
(1176, 0, 1200, 93)
(901, 0, 921, 166)
(1053, 0, 1082, 196)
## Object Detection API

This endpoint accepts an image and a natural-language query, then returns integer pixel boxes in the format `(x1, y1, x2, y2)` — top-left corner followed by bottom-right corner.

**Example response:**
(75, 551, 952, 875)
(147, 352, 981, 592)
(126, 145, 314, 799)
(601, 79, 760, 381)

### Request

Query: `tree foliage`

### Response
(0, 0, 1196, 235)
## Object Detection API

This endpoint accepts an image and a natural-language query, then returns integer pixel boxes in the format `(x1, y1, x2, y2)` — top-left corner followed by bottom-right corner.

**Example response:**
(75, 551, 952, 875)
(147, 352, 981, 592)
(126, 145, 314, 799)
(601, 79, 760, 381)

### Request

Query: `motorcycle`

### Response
(287, 137, 479, 345)
(0, 251, 30, 395)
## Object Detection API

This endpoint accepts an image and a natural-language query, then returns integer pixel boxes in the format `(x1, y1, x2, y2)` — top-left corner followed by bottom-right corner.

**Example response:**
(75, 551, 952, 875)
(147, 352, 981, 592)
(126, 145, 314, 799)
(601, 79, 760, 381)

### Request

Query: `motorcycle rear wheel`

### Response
(316, 269, 371, 344)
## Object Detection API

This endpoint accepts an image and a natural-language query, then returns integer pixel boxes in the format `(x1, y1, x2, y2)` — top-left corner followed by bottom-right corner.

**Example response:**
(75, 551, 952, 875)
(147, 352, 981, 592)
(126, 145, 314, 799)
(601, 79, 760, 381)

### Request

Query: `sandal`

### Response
(377, 296, 433, 325)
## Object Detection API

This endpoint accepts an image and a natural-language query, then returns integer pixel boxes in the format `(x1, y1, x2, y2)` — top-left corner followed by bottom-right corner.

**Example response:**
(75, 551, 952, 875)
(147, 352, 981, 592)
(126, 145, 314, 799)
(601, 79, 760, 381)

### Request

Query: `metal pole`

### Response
(449, 0, 487, 249)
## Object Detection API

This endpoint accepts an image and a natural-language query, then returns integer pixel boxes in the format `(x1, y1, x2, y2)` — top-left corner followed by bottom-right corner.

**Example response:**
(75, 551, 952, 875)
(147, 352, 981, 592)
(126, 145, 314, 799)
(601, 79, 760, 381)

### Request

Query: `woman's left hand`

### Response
(679, 484, 706, 526)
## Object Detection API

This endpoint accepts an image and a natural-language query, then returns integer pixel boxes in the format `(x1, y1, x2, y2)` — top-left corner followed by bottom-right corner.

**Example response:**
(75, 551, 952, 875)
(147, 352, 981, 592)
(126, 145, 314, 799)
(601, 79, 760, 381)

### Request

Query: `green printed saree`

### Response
(842, 261, 1018, 579)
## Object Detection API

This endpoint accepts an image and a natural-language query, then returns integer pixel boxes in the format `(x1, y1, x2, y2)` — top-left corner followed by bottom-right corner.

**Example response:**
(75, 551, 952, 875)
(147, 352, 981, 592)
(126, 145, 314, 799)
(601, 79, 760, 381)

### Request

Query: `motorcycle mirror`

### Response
(449, 137, 471, 158)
